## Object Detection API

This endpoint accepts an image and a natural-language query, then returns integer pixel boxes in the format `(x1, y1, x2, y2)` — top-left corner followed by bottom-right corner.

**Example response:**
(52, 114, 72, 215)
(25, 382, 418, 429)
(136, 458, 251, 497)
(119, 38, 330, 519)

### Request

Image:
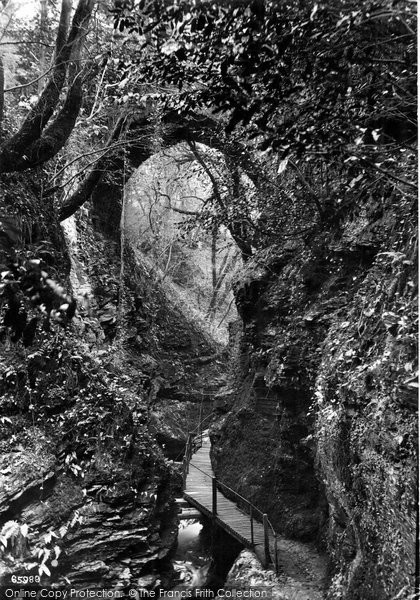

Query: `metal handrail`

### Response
(182, 430, 205, 484)
(183, 436, 275, 524)
(185, 461, 279, 574)
(191, 412, 213, 434)
(217, 479, 265, 520)
(182, 434, 276, 531)
(181, 414, 280, 574)
(188, 461, 211, 478)
(174, 413, 213, 463)
(194, 468, 276, 535)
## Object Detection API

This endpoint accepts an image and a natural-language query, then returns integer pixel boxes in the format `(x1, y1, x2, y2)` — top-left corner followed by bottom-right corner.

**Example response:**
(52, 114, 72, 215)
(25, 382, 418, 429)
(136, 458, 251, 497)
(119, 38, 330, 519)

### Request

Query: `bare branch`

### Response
(47, 138, 132, 188)
(5, 63, 59, 93)
(13, 44, 86, 171)
(86, 55, 109, 120)
(187, 139, 226, 210)
(0, 41, 53, 47)
(361, 159, 417, 191)
(158, 191, 200, 215)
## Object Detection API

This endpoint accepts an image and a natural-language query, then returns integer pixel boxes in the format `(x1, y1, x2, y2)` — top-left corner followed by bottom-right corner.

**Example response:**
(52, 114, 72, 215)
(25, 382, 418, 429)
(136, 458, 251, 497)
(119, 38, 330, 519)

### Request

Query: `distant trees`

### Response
(0, 0, 94, 172)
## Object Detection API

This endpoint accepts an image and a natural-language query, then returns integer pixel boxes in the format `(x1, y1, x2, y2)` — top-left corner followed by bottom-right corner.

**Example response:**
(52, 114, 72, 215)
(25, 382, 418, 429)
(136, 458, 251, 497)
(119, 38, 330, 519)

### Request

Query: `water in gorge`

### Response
(169, 519, 243, 592)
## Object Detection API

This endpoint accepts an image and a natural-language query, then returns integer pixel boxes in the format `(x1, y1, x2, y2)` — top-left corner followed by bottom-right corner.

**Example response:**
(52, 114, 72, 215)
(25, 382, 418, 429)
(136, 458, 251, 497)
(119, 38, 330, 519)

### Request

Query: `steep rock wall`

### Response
(211, 189, 417, 599)
(0, 170, 223, 587)
(0, 173, 179, 587)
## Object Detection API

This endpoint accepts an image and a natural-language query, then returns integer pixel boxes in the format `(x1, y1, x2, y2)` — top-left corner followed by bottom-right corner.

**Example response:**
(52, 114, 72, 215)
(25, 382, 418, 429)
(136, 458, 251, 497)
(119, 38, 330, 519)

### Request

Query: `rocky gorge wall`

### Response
(0, 170, 223, 588)
(0, 150, 416, 598)
(211, 187, 417, 599)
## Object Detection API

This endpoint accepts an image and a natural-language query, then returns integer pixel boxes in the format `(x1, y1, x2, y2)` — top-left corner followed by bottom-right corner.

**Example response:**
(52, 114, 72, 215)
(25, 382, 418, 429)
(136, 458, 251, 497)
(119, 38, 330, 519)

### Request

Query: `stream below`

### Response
(169, 518, 243, 592)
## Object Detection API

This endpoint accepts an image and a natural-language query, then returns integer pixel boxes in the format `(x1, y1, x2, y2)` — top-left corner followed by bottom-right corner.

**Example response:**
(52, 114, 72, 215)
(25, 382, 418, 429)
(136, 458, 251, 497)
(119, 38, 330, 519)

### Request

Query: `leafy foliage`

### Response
(107, 0, 417, 262)
(113, 0, 416, 153)
(0, 215, 76, 345)
(0, 1, 416, 593)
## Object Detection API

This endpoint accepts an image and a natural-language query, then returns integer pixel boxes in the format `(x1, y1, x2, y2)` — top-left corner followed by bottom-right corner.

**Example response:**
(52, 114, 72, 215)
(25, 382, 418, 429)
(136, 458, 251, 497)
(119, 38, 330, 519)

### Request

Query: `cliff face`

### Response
(211, 188, 417, 599)
(0, 171, 222, 587)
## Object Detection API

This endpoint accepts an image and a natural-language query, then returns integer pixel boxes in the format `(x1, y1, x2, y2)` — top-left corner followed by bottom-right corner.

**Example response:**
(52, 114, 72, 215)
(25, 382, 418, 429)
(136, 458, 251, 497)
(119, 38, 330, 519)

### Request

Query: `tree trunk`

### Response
(189, 140, 252, 260)
(13, 71, 84, 171)
(0, 55, 4, 126)
(211, 225, 217, 291)
(38, 0, 48, 95)
(207, 249, 238, 318)
(58, 116, 128, 221)
(13, 37, 85, 171)
(0, 0, 94, 173)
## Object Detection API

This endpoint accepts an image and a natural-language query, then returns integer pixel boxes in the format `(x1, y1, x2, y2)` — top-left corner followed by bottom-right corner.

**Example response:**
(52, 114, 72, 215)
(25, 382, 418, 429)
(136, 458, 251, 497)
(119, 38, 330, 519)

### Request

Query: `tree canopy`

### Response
(0, 0, 416, 246)
(113, 0, 416, 151)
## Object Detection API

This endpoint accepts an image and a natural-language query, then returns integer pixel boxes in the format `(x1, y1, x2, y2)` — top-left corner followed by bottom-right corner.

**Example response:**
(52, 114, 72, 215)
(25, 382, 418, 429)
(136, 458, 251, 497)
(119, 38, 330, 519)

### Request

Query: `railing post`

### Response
(183, 433, 192, 488)
(212, 477, 217, 517)
(263, 513, 270, 568)
(182, 457, 187, 486)
(250, 506, 254, 546)
(274, 533, 279, 575)
(199, 396, 203, 443)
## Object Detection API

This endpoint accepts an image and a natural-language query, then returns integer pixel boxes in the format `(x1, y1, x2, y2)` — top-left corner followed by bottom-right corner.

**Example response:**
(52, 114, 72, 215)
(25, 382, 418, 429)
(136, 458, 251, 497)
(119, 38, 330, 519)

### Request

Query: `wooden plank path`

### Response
(182, 431, 328, 599)
(183, 433, 273, 567)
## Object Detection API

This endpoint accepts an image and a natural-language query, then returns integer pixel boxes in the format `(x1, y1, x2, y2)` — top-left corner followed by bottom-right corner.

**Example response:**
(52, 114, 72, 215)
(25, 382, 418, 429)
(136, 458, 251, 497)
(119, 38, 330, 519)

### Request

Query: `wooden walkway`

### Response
(183, 433, 275, 568)
(182, 430, 328, 599)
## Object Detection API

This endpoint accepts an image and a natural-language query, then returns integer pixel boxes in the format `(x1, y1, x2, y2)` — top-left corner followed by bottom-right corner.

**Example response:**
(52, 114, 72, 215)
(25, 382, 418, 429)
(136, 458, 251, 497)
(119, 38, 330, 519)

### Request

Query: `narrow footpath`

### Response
(184, 433, 328, 600)
(184, 434, 267, 551)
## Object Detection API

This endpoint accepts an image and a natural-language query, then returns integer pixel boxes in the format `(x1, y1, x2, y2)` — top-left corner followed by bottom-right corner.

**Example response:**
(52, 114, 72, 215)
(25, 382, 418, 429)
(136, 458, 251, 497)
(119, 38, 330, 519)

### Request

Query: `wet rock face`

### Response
(212, 195, 417, 598)
(0, 174, 180, 588)
(211, 246, 328, 542)
(210, 400, 325, 542)
(315, 250, 417, 599)
(225, 549, 325, 600)
(0, 418, 178, 587)
(0, 166, 229, 589)
(149, 399, 206, 460)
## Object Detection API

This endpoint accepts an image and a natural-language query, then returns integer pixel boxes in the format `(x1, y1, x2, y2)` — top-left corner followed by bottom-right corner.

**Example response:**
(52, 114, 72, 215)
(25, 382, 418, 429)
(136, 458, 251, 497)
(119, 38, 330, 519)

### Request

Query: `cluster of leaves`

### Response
(113, 0, 416, 153)
(0, 324, 165, 577)
(0, 215, 76, 345)
(106, 0, 417, 263)
(0, 517, 74, 579)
